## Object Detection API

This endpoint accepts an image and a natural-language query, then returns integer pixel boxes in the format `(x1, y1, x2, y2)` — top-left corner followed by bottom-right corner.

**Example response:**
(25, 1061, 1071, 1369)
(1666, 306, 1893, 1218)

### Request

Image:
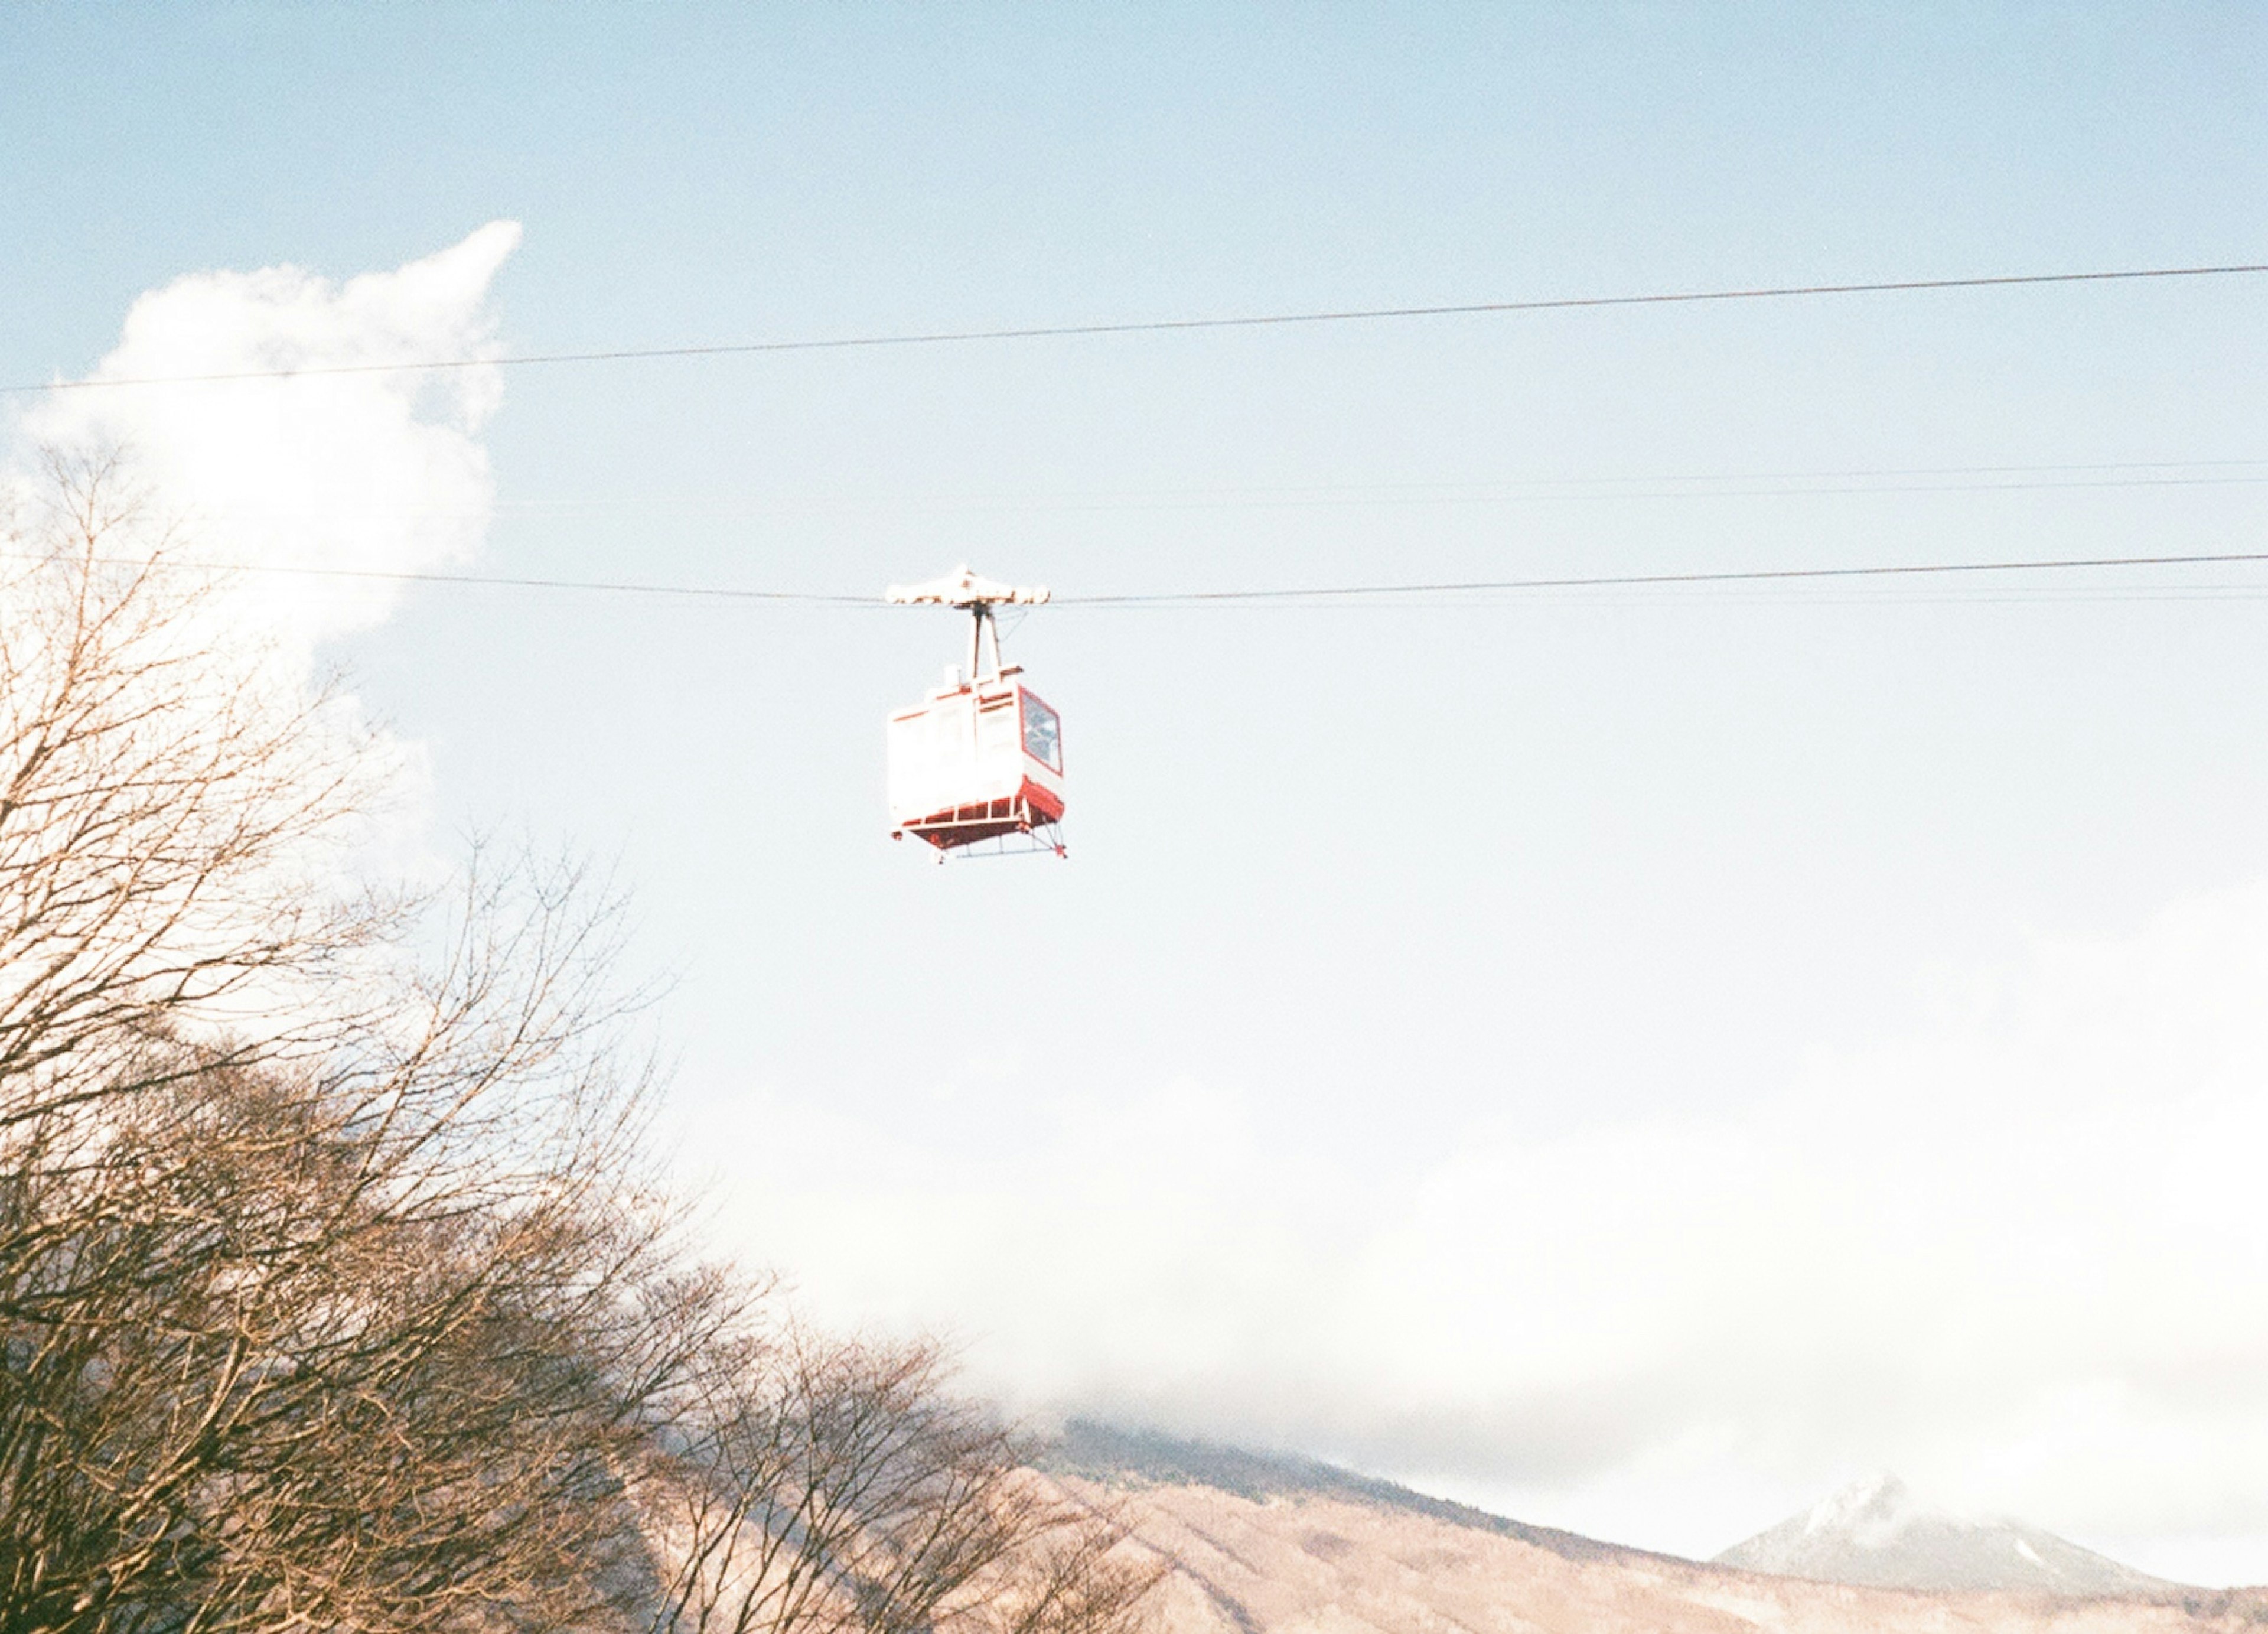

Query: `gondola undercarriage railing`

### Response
(892, 791, 1066, 859)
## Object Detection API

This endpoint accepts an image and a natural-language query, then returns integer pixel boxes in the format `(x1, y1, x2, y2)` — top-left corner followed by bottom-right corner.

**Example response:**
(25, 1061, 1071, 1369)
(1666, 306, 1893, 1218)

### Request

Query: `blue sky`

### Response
(7, 2, 2268, 1582)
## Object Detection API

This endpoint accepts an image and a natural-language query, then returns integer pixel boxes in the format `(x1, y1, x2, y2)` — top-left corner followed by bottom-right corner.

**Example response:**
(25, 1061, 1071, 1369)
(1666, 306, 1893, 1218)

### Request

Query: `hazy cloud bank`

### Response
(705, 878, 2268, 1580)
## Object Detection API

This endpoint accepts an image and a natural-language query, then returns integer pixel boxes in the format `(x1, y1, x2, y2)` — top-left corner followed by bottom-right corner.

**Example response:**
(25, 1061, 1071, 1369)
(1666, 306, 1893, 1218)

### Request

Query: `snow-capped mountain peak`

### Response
(1799, 1472, 1942, 1548)
(1716, 1475, 2176, 1596)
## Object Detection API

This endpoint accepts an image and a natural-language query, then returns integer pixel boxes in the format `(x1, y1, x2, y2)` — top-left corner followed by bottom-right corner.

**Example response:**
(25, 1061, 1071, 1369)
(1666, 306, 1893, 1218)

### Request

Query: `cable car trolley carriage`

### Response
(885, 567, 1066, 860)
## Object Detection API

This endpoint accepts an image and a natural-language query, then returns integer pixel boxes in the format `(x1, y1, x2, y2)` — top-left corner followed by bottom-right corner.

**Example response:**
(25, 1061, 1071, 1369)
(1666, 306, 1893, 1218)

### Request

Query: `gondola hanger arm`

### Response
(884, 565, 1051, 608)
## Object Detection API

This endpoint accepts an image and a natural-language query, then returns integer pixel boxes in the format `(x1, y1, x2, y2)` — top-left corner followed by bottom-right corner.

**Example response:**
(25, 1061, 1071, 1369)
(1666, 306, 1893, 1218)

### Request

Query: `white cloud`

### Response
(17, 221, 521, 645)
(2, 226, 523, 973)
(696, 876, 2268, 1582)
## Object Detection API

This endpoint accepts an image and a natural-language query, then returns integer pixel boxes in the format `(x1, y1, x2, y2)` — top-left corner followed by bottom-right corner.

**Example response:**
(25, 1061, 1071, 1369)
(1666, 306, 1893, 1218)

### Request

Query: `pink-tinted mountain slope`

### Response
(1043, 1424, 2266, 1634)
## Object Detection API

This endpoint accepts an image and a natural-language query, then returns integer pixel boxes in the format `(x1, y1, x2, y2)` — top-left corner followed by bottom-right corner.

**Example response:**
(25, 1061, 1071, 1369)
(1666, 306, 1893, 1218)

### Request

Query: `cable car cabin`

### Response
(888, 669, 1064, 854)
(884, 565, 1065, 858)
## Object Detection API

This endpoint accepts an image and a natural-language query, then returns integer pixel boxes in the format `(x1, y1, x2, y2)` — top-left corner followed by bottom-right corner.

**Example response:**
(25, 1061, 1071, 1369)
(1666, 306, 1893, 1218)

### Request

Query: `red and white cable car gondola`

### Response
(885, 567, 1066, 859)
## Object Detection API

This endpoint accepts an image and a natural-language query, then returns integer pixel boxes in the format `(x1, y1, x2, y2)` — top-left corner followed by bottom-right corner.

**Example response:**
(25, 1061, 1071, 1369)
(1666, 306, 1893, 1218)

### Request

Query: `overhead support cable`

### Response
(8, 261, 2266, 396)
(5, 556, 874, 605)
(20, 547, 2268, 609)
(1054, 551, 2268, 606)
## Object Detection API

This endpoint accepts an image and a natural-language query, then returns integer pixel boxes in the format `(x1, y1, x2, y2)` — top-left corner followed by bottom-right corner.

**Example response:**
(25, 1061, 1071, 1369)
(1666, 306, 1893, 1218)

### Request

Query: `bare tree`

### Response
(635, 1329, 1160, 1634)
(0, 878, 741, 1631)
(0, 454, 389, 1085)
(0, 455, 722, 1630)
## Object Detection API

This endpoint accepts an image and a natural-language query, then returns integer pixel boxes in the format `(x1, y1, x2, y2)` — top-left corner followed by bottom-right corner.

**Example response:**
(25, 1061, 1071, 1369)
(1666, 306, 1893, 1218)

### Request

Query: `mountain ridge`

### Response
(1038, 1418, 1690, 1571)
(1038, 1420, 2268, 1633)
